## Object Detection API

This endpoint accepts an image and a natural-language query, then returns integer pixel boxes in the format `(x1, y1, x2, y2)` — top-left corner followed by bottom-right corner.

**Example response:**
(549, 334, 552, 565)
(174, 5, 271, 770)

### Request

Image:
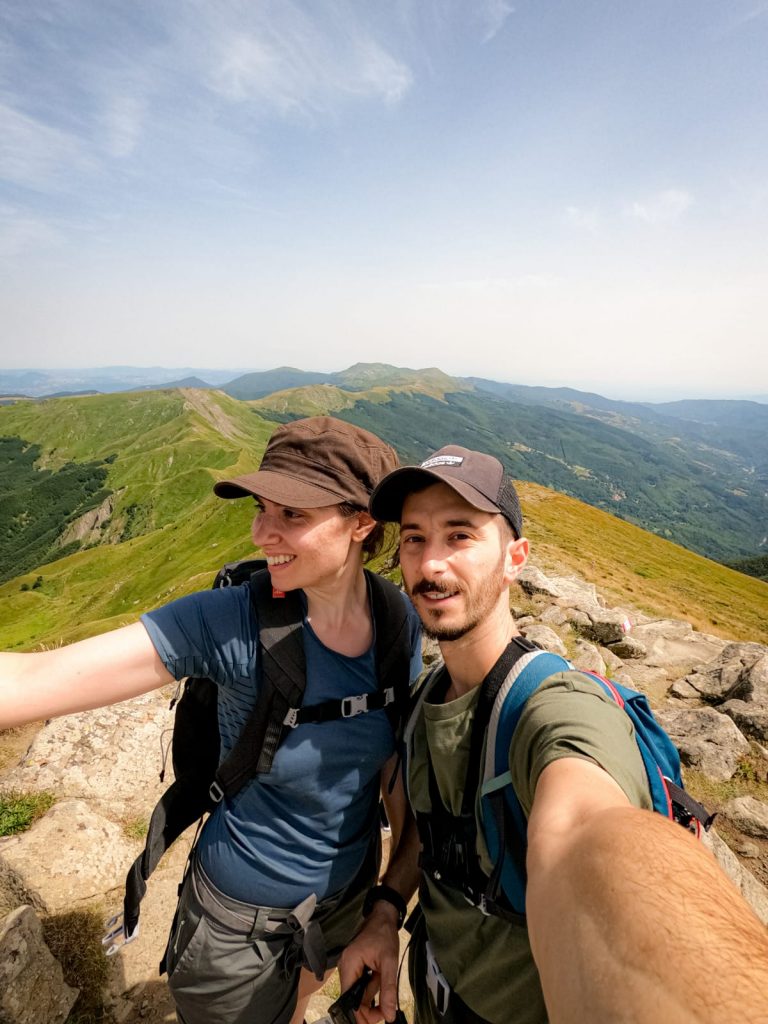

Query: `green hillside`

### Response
(330, 392, 765, 563)
(0, 389, 275, 648)
(519, 481, 768, 642)
(1, 385, 765, 652)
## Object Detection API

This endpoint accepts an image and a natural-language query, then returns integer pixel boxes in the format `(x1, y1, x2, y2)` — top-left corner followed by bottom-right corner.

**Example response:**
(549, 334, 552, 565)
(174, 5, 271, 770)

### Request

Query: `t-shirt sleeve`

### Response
(141, 585, 260, 688)
(509, 671, 652, 817)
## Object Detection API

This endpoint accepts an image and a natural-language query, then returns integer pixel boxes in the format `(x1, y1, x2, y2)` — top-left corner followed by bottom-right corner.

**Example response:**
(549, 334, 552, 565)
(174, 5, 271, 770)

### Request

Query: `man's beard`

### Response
(406, 554, 507, 642)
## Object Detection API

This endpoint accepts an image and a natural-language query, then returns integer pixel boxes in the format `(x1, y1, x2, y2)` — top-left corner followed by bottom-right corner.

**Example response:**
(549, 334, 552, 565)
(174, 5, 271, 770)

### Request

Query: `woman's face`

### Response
(250, 497, 372, 591)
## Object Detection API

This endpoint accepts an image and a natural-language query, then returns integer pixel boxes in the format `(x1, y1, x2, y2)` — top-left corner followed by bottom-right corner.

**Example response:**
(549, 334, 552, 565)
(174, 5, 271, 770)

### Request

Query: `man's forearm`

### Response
(339, 814, 422, 1023)
(527, 805, 768, 1024)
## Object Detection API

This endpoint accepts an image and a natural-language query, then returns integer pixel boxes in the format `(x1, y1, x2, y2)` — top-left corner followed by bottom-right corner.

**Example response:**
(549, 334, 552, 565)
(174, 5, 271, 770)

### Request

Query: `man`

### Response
(340, 445, 768, 1024)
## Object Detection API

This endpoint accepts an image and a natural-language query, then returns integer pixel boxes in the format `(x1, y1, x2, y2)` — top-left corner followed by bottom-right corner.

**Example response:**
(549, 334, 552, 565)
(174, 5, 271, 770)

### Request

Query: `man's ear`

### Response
(504, 536, 530, 584)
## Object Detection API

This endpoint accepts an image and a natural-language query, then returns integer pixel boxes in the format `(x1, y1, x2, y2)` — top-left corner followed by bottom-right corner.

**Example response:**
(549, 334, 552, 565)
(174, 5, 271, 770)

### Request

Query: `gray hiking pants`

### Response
(166, 847, 378, 1024)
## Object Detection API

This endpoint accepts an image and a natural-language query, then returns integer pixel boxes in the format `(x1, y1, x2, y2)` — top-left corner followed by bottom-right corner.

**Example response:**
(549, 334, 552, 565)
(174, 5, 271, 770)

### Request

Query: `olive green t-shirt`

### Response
(408, 668, 652, 1024)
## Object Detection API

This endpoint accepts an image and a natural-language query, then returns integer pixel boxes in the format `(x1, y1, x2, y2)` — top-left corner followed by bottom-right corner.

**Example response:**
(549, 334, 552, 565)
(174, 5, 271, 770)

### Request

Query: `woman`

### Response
(0, 415, 422, 1024)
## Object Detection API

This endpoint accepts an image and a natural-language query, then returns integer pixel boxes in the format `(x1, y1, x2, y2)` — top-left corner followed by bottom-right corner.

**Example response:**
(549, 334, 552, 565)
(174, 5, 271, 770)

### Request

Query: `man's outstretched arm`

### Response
(526, 757, 768, 1024)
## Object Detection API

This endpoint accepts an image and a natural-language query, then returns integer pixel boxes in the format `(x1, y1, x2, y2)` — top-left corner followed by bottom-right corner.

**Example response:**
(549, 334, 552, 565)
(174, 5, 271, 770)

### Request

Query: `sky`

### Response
(1, 0, 767, 401)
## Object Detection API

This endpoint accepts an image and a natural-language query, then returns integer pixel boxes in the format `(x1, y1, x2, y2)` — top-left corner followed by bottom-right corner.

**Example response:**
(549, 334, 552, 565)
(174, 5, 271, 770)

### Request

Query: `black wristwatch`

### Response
(362, 884, 407, 928)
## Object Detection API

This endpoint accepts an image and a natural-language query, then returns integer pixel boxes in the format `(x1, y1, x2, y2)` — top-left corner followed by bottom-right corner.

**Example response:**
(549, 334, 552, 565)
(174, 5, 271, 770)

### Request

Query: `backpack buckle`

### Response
(102, 912, 139, 957)
(283, 707, 300, 729)
(208, 780, 225, 803)
(341, 694, 369, 718)
(382, 686, 395, 707)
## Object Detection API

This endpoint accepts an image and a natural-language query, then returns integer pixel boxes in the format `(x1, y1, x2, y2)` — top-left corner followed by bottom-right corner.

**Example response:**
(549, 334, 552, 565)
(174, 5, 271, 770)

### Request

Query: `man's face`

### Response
(399, 481, 521, 642)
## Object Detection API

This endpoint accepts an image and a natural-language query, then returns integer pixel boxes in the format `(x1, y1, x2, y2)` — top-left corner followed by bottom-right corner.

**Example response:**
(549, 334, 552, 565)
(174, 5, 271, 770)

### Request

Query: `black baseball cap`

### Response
(369, 444, 523, 539)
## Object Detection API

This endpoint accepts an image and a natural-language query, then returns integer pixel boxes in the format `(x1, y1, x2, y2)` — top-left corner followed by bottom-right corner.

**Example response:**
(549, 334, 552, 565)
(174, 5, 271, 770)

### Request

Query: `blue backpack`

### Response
(412, 637, 714, 922)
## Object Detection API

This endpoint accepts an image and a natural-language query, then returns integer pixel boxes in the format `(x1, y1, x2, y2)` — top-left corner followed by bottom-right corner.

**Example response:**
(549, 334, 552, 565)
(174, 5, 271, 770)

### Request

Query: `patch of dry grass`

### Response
(43, 906, 111, 1024)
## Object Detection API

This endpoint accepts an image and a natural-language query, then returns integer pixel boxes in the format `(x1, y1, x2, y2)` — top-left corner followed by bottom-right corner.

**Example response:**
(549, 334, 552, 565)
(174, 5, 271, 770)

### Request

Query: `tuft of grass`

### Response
(0, 789, 55, 836)
(682, 745, 768, 811)
(44, 907, 111, 1024)
(120, 815, 149, 841)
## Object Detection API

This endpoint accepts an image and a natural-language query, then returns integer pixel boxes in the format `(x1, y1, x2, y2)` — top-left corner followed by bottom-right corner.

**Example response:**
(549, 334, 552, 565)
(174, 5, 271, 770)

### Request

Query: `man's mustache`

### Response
(409, 579, 460, 597)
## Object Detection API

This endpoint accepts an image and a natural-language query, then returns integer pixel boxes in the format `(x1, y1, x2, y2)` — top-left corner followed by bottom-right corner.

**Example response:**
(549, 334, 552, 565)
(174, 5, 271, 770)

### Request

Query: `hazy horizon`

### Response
(0, 363, 766, 405)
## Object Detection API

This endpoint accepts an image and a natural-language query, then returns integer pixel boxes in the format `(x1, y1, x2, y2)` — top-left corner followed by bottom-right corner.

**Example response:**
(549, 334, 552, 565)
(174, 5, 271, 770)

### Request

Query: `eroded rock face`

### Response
(0, 800, 137, 917)
(1, 561, 767, 1024)
(679, 644, 768, 705)
(0, 905, 78, 1024)
(2, 690, 175, 820)
(654, 707, 751, 781)
(722, 796, 768, 840)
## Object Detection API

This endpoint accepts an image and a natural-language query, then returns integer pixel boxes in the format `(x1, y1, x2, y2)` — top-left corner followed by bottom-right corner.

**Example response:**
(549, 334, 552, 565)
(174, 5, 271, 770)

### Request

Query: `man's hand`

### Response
(338, 901, 401, 1024)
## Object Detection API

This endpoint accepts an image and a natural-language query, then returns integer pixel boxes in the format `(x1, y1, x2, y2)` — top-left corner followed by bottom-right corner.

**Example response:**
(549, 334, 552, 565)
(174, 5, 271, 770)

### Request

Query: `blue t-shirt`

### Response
(141, 580, 422, 907)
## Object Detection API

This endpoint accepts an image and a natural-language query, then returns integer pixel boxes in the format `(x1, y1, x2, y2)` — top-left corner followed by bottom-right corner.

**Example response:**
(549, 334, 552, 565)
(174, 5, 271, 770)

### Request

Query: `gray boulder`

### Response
(3, 691, 176, 819)
(720, 699, 768, 743)
(722, 796, 768, 840)
(0, 905, 78, 1024)
(518, 565, 561, 598)
(654, 708, 750, 781)
(522, 624, 567, 656)
(570, 640, 606, 675)
(606, 635, 647, 660)
(0, 800, 137, 917)
(679, 644, 768, 706)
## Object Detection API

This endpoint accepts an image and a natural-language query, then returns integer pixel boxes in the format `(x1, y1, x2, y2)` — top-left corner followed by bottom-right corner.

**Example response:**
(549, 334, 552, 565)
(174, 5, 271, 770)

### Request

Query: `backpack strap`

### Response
(414, 639, 564, 923)
(210, 568, 413, 801)
(209, 568, 306, 799)
(478, 647, 573, 917)
(367, 570, 412, 736)
(121, 564, 412, 946)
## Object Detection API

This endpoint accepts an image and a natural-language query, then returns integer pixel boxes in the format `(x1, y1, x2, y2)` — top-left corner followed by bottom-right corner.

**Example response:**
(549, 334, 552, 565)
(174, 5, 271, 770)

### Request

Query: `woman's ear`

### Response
(350, 510, 377, 542)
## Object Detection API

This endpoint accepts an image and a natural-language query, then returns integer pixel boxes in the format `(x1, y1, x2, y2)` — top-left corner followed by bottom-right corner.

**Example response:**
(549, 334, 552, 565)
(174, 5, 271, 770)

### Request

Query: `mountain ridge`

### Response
(1, 387, 766, 652)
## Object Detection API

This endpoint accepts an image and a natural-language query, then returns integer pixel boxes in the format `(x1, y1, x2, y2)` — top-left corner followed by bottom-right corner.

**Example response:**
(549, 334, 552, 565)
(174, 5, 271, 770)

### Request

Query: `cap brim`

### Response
(370, 467, 499, 522)
(214, 470, 346, 507)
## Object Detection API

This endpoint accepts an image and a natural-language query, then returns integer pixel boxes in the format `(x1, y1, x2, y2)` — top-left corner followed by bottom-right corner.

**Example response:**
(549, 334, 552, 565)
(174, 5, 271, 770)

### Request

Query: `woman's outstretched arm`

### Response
(0, 621, 174, 729)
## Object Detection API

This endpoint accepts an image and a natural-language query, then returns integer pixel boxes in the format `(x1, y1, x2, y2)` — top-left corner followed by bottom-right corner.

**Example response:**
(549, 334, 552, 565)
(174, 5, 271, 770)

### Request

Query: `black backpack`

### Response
(104, 558, 412, 954)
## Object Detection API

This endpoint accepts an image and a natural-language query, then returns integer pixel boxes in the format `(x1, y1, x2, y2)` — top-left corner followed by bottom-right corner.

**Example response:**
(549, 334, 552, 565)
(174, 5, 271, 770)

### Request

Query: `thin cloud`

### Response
(0, 103, 94, 190)
(180, 1, 413, 116)
(565, 205, 600, 233)
(0, 205, 63, 259)
(478, 0, 515, 43)
(625, 189, 694, 226)
(101, 95, 147, 159)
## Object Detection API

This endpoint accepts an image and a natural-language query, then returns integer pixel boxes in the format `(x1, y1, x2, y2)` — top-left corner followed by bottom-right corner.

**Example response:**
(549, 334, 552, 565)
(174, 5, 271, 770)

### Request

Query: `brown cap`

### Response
(214, 416, 399, 508)
(369, 444, 523, 538)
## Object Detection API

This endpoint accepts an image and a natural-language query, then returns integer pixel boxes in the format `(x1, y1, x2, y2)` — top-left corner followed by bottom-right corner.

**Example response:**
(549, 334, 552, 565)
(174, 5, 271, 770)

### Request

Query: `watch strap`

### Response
(362, 884, 407, 928)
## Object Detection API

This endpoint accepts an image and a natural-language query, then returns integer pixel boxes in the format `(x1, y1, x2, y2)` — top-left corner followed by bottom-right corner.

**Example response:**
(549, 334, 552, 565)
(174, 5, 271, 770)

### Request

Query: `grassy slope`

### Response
(520, 481, 768, 642)
(251, 377, 466, 416)
(0, 389, 275, 648)
(1, 388, 765, 650)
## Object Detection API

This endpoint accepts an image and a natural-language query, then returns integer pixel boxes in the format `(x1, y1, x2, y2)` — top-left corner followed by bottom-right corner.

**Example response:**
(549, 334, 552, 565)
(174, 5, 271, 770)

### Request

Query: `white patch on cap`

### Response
(420, 455, 464, 469)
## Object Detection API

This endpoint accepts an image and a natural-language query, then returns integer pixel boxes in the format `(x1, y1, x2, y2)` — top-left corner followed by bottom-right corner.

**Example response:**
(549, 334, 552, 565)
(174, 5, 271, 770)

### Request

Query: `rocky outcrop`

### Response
(57, 495, 115, 549)
(0, 905, 78, 1024)
(1, 560, 767, 1024)
(0, 800, 137, 918)
(654, 707, 751, 781)
(2, 690, 177, 821)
